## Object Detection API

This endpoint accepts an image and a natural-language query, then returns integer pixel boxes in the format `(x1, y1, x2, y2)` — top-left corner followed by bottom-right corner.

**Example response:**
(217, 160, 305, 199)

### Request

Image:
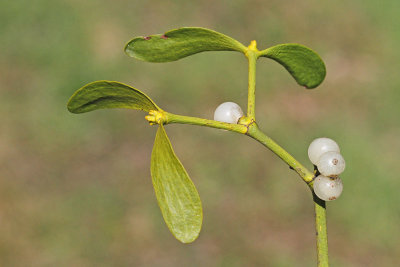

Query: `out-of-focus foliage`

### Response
(0, 0, 399, 266)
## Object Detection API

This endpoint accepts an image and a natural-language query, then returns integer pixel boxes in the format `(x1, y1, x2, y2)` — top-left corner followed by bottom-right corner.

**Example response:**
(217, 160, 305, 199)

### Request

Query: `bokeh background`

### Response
(1, 0, 399, 266)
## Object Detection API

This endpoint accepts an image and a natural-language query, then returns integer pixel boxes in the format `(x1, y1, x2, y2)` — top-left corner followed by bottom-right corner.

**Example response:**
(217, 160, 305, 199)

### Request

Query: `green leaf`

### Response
(151, 125, 202, 243)
(259, 44, 326, 89)
(125, 27, 247, 62)
(67, 81, 159, 113)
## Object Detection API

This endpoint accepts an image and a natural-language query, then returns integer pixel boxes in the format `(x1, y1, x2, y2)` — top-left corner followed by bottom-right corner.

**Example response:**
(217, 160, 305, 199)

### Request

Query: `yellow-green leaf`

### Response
(67, 81, 159, 113)
(259, 44, 326, 89)
(151, 125, 202, 243)
(125, 27, 247, 62)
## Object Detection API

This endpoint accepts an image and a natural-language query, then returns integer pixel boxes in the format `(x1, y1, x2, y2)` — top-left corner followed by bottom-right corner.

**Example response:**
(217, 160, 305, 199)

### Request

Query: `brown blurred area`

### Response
(1, 0, 399, 266)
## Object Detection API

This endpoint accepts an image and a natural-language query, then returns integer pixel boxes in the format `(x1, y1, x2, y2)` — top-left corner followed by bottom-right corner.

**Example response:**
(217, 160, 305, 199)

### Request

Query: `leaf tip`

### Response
(124, 37, 143, 58)
(123, 40, 134, 57)
(177, 232, 201, 244)
(67, 94, 80, 114)
(66, 103, 75, 113)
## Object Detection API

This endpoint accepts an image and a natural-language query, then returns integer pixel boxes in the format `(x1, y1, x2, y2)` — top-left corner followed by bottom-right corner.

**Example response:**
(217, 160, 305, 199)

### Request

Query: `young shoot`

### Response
(68, 27, 338, 266)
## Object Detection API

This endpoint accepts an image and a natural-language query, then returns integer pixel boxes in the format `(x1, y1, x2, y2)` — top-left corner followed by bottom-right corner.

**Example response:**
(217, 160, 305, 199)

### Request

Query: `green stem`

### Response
(164, 111, 314, 185)
(246, 123, 315, 184)
(246, 50, 258, 120)
(314, 194, 329, 266)
(165, 112, 248, 134)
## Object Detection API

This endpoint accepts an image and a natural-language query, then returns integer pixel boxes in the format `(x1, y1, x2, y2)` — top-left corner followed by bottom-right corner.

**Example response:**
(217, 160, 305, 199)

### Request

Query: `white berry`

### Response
(313, 175, 343, 201)
(317, 151, 345, 176)
(214, 102, 244, 124)
(308, 138, 340, 165)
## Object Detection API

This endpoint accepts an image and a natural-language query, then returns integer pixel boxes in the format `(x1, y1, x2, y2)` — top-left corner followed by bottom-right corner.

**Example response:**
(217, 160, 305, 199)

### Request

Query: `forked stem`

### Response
(155, 110, 328, 266)
(148, 39, 329, 265)
(161, 111, 314, 184)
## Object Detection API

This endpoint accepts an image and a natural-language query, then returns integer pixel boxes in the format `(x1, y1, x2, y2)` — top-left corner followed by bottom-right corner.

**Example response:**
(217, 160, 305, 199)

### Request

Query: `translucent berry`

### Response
(308, 137, 340, 165)
(313, 175, 343, 201)
(317, 151, 345, 176)
(214, 102, 244, 124)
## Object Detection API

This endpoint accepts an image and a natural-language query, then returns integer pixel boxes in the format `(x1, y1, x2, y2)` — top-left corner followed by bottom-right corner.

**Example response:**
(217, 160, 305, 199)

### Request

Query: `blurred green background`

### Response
(1, 0, 399, 266)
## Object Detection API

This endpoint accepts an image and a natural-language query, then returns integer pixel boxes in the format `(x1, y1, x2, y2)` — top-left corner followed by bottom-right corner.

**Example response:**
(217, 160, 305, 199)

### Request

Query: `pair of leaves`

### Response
(125, 27, 326, 89)
(68, 81, 202, 243)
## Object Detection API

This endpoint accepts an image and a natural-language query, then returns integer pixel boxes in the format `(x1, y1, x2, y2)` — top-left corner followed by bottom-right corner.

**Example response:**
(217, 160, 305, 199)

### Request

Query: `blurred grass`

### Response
(1, 0, 399, 266)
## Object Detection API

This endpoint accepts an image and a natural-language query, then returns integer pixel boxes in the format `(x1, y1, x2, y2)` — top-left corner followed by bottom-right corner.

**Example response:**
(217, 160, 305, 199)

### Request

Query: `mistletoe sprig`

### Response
(68, 27, 334, 265)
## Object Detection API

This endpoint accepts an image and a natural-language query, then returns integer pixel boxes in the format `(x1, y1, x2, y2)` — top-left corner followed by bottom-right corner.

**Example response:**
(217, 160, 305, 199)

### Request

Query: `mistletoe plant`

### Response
(68, 27, 345, 266)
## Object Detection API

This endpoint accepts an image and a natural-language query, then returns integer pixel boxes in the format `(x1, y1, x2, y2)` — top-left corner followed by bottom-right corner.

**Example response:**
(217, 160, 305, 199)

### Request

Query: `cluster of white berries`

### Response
(308, 138, 345, 201)
(213, 102, 244, 124)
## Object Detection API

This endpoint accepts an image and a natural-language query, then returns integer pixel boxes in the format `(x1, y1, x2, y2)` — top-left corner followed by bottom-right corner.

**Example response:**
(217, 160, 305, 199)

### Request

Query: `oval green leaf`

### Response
(259, 44, 326, 89)
(125, 27, 247, 62)
(151, 125, 202, 243)
(67, 80, 159, 113)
